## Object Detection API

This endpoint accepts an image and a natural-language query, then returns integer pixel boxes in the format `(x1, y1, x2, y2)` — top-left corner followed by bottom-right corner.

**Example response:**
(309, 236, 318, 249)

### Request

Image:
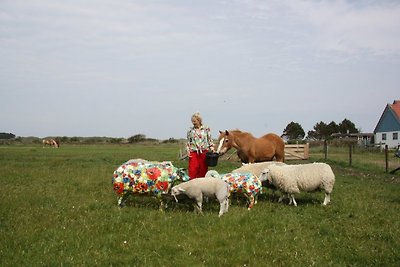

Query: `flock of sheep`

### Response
(112, 159, 335, 217)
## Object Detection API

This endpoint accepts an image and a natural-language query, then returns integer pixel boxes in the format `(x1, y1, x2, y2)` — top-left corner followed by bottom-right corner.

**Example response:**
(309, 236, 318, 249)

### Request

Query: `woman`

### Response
(186, 112, 215, 179)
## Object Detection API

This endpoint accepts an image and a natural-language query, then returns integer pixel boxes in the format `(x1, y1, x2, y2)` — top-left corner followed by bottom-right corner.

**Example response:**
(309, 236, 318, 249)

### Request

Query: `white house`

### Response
(374, 100, 400, 148)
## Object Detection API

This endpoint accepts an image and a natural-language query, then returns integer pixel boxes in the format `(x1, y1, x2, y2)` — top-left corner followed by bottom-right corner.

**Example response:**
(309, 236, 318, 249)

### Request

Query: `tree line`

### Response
(1, 118, 360, 143)
(282, 118, 359, 141)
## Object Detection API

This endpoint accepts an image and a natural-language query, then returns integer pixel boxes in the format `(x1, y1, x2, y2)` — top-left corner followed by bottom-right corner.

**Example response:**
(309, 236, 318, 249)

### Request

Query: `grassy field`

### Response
(1, 144, 399, 266)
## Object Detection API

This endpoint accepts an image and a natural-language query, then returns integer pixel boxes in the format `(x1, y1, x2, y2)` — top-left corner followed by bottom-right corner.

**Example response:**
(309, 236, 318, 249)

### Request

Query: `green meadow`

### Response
(0, 144, 399, 266)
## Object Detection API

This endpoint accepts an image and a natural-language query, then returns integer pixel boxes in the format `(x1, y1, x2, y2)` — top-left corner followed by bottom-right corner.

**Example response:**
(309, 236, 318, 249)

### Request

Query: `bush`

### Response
(128, 134, 146, 143)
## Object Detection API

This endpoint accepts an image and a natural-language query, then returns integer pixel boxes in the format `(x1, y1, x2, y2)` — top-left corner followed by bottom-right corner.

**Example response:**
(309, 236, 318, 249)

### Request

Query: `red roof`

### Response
(390, 100, 400, 119)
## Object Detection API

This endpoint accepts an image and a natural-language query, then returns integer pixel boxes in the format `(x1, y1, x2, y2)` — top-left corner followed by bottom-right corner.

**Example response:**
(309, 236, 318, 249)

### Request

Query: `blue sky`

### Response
(1, 0, 399, 139)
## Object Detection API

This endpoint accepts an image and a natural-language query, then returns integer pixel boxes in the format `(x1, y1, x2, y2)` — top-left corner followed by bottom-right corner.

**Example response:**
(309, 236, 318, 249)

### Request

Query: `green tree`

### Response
(283, 121, 305, 140)
(307, 121, 331, 140)
(307, 119, 360, 140)
(0, 133, 15, 139)
(327, 121, 339, 135)
(339, 118, 359, 134)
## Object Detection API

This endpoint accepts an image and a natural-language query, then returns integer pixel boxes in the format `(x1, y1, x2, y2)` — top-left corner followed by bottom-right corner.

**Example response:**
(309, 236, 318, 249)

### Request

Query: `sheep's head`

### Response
(175, 168, 190, 181)
(259, 168, 277, 190)
(259, 168, 270, 182)
(171, 186, 186, 202)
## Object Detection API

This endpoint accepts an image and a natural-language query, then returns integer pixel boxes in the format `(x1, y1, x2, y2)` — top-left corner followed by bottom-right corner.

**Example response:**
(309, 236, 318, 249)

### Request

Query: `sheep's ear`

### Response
(178, 188, 186, 192)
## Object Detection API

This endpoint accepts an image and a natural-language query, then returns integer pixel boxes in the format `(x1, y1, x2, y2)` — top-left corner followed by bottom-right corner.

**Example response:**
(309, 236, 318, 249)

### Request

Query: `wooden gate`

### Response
(285, 143, 309, 160)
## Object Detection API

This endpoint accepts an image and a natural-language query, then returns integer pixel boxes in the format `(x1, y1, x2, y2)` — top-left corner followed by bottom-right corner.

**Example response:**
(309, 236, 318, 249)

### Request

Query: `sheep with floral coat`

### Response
(112, 159, 189, 209)
(206, 170, 262, 210)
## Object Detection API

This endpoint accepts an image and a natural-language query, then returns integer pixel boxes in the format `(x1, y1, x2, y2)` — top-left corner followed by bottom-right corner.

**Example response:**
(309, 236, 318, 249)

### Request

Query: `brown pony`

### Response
(42, 139, 60, 148)
(217, 130, 284, 163)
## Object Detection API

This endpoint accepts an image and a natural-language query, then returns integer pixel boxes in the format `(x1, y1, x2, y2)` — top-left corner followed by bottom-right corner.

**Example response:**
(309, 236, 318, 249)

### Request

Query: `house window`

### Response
(382, 133, 386, 140)
(394, 133, 398, 140)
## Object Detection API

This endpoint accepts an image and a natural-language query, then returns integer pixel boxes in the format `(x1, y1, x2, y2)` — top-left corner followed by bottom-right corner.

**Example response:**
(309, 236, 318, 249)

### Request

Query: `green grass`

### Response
(1, 144, 399, 266)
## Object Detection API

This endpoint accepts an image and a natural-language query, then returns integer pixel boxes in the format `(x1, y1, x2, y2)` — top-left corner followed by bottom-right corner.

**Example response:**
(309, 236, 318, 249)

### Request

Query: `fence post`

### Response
(304, 143, 309, 160)
(349, 144, 352, 167)
(385, 145, 388, 173)
(324, 140, 328, 160)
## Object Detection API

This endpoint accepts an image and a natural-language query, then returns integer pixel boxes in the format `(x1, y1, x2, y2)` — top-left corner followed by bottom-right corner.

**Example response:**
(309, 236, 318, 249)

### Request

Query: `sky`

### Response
(1, 0, 399, 140)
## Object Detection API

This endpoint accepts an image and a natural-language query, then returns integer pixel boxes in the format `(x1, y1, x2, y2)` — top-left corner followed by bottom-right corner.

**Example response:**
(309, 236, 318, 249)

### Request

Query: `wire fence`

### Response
(309, 142, 400, 174)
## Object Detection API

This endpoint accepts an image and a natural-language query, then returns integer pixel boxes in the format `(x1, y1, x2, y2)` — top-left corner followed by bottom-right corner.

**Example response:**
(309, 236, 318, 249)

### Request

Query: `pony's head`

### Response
(217, 130, 234, 155)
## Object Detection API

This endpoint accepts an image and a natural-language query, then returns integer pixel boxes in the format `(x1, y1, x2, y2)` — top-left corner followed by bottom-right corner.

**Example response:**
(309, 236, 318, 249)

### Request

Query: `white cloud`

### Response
(0, 0, 399, 138)
(292, 1, 400, 56)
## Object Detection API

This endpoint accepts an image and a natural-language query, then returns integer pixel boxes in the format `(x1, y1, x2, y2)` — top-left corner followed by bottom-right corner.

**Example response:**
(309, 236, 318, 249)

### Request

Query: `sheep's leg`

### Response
(224, 198, 229, 213)
(118, 193, 129, 207)
(323, 193, 331, 205)
(218, 201, 226, 217)
(247, 195, 255, 210)
(193, 195, 203, 215)
(159, 199, 165, 212)
(278, 193, 286, 203)
(290, 194, 297, 206)
(195, 201, 203, 215)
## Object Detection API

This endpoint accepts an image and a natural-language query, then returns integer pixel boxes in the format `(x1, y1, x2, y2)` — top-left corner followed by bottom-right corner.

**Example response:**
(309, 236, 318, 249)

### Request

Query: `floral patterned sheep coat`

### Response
(220, 173, 262, 210)
(112, 159, 189, 208)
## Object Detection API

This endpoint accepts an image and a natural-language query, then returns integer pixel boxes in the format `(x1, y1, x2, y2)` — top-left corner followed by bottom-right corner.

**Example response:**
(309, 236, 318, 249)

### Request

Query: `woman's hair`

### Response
(191, 112, 202, 125)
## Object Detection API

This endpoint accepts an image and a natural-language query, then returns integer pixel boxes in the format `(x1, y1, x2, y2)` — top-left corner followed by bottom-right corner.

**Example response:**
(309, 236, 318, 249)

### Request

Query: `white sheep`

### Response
(232, 161, 286, 191)
(232, 161, 286, 176)
(170, 178, 230, 217)
(259, 163, 335, 206)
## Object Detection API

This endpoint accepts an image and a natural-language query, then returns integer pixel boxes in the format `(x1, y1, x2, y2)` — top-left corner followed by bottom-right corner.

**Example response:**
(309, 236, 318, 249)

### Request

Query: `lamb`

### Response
(206, 170, 262, 210)
(258, 163, 335, 206)
(170, 178, 230, 217)
(112, 159, 189, 209)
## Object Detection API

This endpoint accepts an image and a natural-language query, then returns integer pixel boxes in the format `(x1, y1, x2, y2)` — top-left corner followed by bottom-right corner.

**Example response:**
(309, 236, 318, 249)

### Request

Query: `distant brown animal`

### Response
(217, 130, 284, 163)
(42, 139, 60, 148)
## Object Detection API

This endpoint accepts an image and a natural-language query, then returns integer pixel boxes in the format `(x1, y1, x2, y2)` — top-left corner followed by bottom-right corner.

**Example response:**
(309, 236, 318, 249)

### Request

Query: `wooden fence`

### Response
(180, 143, 310, 161)
(285, 143, 309, 160)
